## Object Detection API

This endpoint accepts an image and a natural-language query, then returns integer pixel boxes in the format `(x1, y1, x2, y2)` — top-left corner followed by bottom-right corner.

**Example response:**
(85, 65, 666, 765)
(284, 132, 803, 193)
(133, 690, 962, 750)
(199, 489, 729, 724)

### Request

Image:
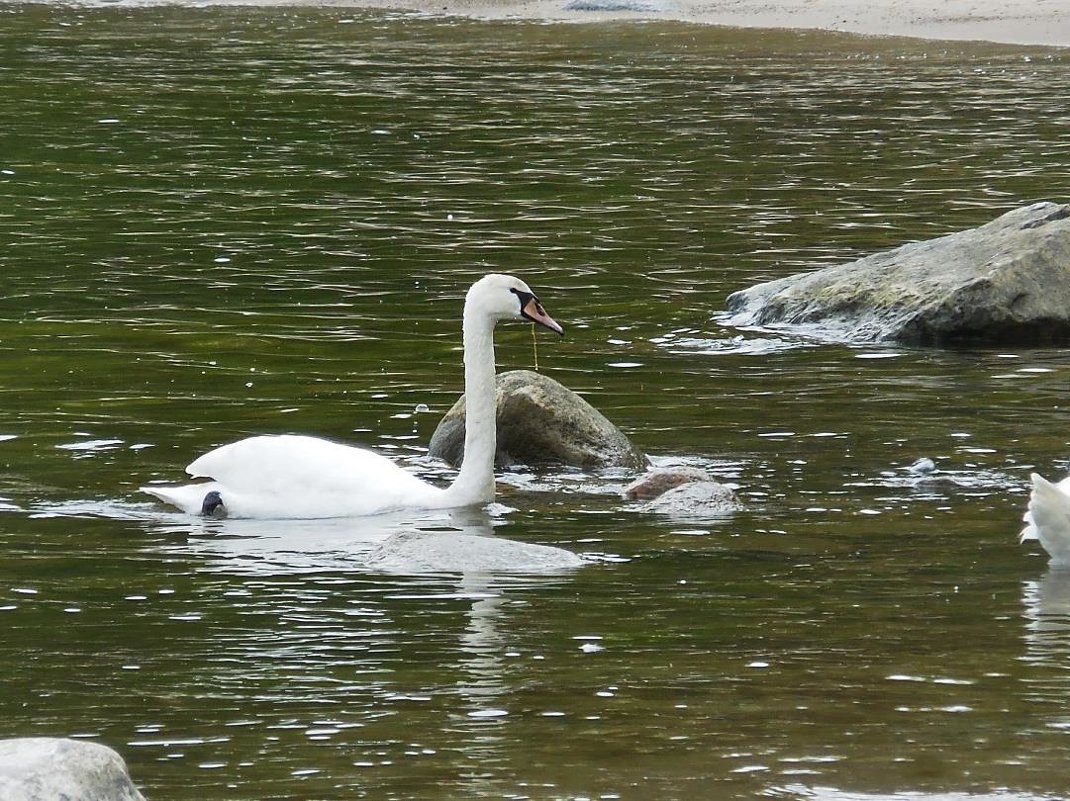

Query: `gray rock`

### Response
(640, 481, 743, 515)
(428, 370, 648, 471)
(723, 202, 1070, 346)
(366, 531, 585, 573)
(907, 457, 937, 476)
(623, 466, 711, 501)
(0, 738, 146, 801)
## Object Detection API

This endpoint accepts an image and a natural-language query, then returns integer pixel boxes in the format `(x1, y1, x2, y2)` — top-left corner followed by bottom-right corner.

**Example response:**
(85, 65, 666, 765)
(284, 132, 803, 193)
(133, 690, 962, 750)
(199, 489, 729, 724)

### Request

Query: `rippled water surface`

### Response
(4, 6, 1070, 799)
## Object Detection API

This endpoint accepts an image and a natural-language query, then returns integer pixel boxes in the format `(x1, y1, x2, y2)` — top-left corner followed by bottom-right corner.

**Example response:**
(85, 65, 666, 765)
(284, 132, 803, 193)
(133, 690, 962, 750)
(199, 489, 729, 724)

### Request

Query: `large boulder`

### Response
(722, 201, 1070, 346)
(428, 370, 648, 470)
(0, 738, 146, 801)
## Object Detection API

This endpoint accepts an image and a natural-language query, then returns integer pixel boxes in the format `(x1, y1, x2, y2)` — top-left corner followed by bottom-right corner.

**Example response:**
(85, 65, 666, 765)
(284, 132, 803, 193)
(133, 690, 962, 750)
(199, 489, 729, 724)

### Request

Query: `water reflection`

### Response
(32, 499, 585, 576)
(7, 7, 1070, 799)
(1021, 568, 1070, 662)
(769, 787, 1056, 801)
(26, 495, 587, 794)
(668, 330, 819, 356)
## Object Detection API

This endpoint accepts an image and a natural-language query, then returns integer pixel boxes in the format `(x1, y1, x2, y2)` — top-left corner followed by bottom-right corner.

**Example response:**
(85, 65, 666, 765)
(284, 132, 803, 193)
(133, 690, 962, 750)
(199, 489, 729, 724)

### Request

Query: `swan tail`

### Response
(1024, 473, 1070, 564)
(141, 483, 221, 516)
(1020, 505, 1039, 542)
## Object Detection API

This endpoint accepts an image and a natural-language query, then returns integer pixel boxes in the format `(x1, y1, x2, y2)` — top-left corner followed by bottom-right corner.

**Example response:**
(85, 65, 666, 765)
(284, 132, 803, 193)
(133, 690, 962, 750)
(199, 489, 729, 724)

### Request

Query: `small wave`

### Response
(666, 332, 818, 356)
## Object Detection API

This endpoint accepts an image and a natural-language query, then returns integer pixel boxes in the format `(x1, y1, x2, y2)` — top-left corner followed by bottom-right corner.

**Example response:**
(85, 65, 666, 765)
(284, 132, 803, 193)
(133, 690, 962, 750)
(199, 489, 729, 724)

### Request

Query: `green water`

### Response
(3, 5, 1070, 799)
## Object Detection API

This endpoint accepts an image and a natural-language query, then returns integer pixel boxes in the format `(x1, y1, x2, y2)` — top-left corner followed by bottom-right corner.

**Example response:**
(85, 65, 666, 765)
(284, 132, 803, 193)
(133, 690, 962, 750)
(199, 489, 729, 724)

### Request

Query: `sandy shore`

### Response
(273, 0, 1068, 47)
(63, 0, 1070, 47)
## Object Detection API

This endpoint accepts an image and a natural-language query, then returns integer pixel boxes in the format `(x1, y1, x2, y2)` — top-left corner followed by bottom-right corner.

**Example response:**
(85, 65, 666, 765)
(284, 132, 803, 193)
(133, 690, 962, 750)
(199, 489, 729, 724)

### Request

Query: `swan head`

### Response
(467, 273, 564, 336)
(200, 490, 228, 519)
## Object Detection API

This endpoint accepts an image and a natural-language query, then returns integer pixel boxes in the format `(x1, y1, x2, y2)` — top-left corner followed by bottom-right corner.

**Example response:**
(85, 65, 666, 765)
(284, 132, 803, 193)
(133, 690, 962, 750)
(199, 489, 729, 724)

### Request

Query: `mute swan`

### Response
(140, 274, 564, 519)
(1020, 473, 1070, 566)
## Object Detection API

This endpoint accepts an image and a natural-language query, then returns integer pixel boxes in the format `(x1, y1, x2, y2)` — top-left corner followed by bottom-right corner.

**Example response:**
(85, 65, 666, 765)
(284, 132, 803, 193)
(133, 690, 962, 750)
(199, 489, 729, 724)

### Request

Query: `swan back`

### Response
(182, 435, 445, 518)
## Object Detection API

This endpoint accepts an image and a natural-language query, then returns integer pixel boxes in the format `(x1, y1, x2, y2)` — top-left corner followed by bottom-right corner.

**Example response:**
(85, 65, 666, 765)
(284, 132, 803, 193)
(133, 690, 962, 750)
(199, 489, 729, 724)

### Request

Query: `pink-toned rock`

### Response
(623, 467, 710, 501)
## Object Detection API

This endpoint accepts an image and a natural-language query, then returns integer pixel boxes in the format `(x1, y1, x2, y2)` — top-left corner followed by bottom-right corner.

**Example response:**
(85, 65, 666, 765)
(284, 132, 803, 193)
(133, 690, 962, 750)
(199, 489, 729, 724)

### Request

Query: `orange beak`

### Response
(521, 295, 564, 336)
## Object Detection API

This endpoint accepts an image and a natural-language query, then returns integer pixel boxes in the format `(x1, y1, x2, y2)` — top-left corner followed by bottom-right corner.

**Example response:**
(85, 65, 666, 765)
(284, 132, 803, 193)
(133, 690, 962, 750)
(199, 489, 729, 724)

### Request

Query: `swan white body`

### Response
(1020, 473, 1070, 566)
(141, 274, 563, 519)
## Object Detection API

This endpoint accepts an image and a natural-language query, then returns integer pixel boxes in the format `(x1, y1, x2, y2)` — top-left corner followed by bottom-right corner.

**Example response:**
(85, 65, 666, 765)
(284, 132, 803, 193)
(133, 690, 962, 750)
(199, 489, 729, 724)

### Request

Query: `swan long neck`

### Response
(444, 306, 498, 506)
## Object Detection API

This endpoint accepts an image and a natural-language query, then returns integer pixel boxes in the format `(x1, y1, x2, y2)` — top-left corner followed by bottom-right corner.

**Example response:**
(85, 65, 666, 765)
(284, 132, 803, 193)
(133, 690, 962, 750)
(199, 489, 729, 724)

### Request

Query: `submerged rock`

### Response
(907, 457, 937, 476)
(640, 481, 743, 515)
(723, 202, 1070, 346)
(0, 738, 146, 801)
(366, 531, 584, 573)
(623, 466, 712, 501)
(428, 370, 648, 470)
(623, 466, 742, 514)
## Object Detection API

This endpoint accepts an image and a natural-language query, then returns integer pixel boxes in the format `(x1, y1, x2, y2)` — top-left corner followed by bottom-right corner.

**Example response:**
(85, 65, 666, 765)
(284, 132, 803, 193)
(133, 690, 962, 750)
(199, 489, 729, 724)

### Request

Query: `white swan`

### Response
(140, 274, 563, 519)
(1020, 473, 1070, 566)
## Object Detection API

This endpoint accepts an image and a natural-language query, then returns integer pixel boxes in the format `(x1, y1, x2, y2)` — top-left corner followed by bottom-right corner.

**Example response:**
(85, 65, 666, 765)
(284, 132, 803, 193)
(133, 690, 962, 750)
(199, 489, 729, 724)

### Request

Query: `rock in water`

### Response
(723, 202, 1070, 346)
(366, 531, 585, 573)
(0, 738, 146, 801)
(428, 370, 648, 470)
(623, 467, 743, 514)
(907, 457, 937, 476)
(640, 481, 743, 514)
(623, 466, 712, 500)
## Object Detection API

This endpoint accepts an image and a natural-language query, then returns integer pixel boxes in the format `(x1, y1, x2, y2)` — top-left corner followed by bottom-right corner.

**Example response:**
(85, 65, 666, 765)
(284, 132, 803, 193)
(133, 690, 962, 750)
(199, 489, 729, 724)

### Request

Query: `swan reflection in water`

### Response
(32, 496, 584, 794)
(165, 502, 585, 786)
(32, 496, 584, 575)
(34, 497, 583, 709)
(1017, 565, 1070, 749)
(1021, 566, 1070, 660)
(153, 504, 585, 577)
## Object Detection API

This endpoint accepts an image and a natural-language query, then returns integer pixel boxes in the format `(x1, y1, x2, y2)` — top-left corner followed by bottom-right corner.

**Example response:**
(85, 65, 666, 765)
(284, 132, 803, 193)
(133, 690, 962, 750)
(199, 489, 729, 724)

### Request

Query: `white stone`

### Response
(0, 738, 146, 801)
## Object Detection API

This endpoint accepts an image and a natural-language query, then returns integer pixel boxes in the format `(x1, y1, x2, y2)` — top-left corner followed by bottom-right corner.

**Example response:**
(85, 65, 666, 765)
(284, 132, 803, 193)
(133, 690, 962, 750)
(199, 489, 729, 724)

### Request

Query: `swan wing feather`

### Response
(141, 481, 224, 515)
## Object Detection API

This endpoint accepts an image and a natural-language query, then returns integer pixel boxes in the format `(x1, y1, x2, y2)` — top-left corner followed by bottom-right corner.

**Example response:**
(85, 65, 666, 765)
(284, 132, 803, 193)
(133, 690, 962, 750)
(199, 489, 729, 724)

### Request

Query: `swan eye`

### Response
(510, 286, 537, 309)
(509, 285, 562, 335)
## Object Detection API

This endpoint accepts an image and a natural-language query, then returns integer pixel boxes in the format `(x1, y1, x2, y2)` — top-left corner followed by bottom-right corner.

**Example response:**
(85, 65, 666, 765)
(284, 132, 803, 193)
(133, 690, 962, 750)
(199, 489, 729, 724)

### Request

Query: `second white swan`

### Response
(1020, 472, 1070, 566)
(141, 273, 563, 519)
